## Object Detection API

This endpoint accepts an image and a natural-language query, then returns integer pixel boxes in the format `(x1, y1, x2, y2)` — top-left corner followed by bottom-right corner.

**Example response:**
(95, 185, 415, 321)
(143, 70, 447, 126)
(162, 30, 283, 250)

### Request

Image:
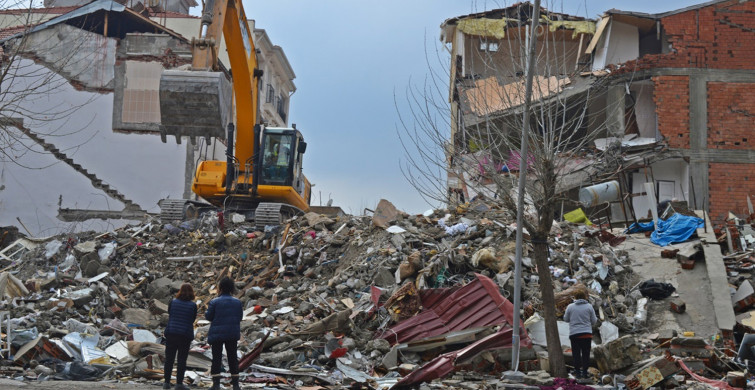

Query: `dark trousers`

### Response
(211, 340, 239, 376)
(569, 333, 592, 372)
(164, 333, 192, 384)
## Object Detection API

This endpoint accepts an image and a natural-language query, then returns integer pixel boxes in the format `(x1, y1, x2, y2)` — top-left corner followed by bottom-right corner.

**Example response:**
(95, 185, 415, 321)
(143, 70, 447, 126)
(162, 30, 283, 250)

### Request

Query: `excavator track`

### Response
(159, 199, 188, 222)
(159, 199, 212, 222)
(254, 202, 303, 229)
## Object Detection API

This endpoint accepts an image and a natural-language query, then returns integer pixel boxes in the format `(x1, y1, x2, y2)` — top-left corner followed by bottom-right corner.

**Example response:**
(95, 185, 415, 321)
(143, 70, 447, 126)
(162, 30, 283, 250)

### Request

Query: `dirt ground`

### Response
(0, 378, 164, 389)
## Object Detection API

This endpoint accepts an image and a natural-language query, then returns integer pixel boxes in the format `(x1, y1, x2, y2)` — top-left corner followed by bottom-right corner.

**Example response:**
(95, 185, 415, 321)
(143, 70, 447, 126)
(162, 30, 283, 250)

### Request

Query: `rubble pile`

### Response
(0, 199, 751, 389)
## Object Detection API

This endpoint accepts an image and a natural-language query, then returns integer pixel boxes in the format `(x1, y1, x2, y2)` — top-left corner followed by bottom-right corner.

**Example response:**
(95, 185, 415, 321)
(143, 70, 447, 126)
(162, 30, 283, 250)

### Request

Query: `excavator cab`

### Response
(259, 128, 307, 188)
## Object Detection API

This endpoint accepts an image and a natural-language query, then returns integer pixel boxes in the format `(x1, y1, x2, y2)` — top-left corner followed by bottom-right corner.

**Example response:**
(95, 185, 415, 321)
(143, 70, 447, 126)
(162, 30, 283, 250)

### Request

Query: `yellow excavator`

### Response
(158, 0, 311, 226)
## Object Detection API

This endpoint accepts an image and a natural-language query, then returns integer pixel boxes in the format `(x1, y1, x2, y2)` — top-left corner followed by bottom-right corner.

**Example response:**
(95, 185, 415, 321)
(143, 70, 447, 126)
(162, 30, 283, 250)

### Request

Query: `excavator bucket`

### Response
(159, 69, 232, 143)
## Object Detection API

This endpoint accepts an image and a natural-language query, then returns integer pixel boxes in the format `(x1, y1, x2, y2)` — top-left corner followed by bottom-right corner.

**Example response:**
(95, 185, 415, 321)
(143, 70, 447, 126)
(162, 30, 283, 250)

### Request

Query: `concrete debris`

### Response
(0, 198, 751, 388)
(593, 335, 643, 372)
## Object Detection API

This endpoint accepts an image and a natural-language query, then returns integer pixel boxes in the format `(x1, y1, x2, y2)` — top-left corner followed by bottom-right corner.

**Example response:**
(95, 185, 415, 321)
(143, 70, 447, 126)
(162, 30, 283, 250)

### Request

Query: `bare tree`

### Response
(398, 1, 620, 377)
(0, 1, 99, 168)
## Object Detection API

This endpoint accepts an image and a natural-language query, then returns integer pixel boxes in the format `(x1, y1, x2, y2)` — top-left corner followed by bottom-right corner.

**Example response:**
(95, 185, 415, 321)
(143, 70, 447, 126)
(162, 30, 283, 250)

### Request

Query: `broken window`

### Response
(479, 39, 499, 52)
(277, 95, 287, 122)
(266, 84, 275, 103)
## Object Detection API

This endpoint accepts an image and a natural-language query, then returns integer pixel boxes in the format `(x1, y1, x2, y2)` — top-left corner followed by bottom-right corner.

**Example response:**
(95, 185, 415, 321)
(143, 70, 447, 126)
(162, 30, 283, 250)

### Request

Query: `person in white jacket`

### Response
(563, 289, 597, 379)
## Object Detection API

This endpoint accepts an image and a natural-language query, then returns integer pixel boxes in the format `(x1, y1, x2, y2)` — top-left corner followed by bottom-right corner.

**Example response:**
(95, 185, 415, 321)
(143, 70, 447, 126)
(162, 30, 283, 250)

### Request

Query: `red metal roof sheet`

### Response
(380, 274, 523, 345)
(394, 327, 520, 388)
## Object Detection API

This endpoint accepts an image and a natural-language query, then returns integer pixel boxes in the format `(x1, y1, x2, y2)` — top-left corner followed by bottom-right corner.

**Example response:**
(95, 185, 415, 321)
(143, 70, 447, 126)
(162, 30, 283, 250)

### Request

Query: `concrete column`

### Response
(184, 138, 195, 200)
(606, 84, 626, 137)
(688, 76, 708, 210)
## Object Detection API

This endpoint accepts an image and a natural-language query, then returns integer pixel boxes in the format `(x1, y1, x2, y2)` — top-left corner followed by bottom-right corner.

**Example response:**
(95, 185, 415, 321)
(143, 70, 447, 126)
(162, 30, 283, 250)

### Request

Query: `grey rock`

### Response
(146, 277, 173, 300)
(260, 349, 296, 365)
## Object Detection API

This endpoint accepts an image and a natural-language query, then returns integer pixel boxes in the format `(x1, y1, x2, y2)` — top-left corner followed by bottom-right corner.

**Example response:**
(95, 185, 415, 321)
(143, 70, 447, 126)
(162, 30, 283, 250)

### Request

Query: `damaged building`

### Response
(0, 0, 296, 235)
(0, 1, 754, 389)
(441, 0, 754, 227)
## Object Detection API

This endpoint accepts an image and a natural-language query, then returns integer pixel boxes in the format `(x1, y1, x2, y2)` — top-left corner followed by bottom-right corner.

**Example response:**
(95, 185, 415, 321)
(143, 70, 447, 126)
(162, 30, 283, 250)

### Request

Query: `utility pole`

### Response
(508, 0, 542, 378)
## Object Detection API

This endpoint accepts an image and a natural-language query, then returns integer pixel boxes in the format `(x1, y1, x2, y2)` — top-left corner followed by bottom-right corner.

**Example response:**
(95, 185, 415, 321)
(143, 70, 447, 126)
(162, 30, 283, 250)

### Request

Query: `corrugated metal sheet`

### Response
(394, 328, 518, 388)
(380, 274, 523, 345)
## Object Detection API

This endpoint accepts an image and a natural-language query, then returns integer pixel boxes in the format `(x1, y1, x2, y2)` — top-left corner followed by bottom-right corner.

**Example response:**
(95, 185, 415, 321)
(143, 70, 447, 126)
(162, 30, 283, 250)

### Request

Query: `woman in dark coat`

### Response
(206, 277, 243, 390)
(564, 289, 597, 379)
(163, 283, 197, 390)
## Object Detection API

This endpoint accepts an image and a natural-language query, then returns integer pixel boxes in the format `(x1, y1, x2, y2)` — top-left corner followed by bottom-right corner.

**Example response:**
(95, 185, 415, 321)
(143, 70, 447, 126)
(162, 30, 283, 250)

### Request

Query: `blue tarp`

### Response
(624, 221, 655, 234)
(650, 214, 704, 247)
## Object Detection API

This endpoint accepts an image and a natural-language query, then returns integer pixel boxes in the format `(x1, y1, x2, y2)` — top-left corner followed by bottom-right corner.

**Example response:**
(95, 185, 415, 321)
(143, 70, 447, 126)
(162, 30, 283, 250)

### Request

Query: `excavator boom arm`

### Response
(160, 0, 260, 168)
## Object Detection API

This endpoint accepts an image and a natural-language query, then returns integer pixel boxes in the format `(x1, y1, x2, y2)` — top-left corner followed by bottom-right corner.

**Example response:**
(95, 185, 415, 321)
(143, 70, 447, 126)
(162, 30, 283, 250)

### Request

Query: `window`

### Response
(261, 133, 293, 184)
(479, 39, 499, 52)
(266, 84, 275, 103)
(277, 96, 287, 123)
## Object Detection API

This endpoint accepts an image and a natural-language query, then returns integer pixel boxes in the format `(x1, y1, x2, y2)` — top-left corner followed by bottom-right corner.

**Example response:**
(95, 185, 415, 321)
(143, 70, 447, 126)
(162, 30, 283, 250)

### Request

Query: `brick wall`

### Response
(708, 82, 755, 150)
(709, 163, 755, 222)
(644, 1, 755, 224)
(653, 75, 690, 149)
(615, 0, 755, 72)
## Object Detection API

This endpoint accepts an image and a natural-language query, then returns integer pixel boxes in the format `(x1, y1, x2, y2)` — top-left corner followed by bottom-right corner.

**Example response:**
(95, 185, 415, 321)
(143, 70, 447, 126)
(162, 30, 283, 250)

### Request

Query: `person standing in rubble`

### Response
(163, 283, 198, 390)
(563, 289, 597, 379)
(206, 277, 243, 390)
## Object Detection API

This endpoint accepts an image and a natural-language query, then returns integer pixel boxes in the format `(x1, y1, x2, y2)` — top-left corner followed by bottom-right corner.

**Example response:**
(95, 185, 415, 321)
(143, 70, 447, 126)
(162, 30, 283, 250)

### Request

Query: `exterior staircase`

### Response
(3, 118, 145, 212)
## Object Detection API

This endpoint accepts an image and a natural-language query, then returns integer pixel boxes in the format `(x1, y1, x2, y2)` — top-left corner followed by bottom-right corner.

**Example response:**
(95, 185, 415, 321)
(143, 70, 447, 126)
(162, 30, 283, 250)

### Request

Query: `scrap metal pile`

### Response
(0, 199, 752, 389)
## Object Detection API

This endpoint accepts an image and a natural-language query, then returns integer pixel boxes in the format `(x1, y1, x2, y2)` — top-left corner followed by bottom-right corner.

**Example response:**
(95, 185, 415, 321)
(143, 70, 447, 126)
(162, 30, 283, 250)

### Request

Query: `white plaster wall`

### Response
(593, 21, 639, 70)
(0, 60, 188, 235)
(630, 82, 658, 139)
(630, 159, 690, 220)
(159, 17, 199, 45)
(17, 25, 116, 90)
(159, 17, 233, 69)
(0, 12, 56, 30)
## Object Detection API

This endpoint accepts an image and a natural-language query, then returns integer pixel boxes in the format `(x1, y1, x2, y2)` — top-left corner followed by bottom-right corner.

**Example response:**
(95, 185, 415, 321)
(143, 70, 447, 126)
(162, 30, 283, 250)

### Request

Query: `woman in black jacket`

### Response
(206, 277, 243, 390)
(163, 283, 197, 390)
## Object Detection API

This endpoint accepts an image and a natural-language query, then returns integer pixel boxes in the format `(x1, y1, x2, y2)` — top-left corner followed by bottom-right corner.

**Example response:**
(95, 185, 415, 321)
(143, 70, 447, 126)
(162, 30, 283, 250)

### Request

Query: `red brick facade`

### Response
(709, 163, 755, 220)
(662, 0, 755, 69)
(653, 75, 690, 150)
(643, 1, 755, 223)
(707, 83, 754, 150)
(616, 0, 755, 72)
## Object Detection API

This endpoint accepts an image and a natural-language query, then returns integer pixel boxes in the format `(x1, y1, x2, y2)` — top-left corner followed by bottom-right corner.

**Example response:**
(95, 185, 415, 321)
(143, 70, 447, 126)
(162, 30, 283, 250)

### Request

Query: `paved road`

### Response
(616, 234, 720, 339)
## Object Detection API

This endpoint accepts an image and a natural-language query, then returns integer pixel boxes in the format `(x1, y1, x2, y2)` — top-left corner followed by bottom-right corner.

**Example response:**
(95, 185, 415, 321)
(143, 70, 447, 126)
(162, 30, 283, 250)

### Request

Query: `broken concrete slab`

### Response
(732, 280, 755, 312)
(592, 336, 642, 372)
(372, 199, 402, 228)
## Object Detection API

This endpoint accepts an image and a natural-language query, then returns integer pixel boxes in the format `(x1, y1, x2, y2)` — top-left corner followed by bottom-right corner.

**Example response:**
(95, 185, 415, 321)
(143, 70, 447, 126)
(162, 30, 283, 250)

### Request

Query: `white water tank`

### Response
(579, 180, 620, 207)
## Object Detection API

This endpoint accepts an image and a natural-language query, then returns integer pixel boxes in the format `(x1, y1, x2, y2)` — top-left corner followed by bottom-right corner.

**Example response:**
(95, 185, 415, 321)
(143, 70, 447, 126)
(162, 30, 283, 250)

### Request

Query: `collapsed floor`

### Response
(0, 198, 753, 389)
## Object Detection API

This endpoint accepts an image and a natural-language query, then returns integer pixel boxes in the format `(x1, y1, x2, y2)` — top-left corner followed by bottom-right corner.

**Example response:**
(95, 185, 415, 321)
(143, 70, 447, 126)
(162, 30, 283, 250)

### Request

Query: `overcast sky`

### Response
(237, 0, 703, 215)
